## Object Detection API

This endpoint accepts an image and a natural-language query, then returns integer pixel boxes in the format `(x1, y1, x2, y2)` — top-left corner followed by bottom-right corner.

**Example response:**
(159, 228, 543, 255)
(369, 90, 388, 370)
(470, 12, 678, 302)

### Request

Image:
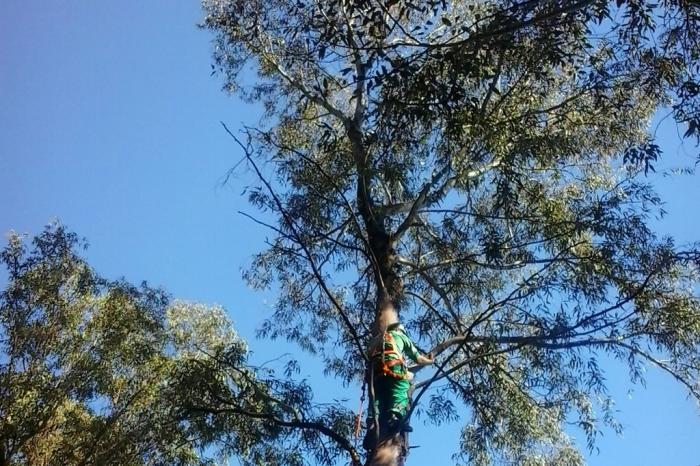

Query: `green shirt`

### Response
(387, 328, 420, 364)
(369, 327, 422, 377)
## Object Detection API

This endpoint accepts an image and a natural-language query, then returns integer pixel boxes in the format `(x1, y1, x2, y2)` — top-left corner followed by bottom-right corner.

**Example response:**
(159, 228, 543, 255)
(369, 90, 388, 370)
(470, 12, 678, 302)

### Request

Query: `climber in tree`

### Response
(366, 320, 433, 446)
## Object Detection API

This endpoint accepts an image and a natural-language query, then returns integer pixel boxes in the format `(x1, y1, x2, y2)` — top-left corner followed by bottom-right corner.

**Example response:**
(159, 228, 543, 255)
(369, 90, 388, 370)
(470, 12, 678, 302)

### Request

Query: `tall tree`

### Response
(201, 1, 700, 465)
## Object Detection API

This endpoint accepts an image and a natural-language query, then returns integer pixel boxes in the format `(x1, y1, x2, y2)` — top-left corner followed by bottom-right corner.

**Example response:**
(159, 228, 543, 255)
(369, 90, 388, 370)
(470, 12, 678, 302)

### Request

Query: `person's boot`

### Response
(388, 412, 413, 433)
(387, 413, 413, 434)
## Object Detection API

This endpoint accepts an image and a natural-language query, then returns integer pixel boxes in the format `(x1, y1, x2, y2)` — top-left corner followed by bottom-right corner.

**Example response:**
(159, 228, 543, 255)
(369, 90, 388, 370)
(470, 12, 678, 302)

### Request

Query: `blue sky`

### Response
(1, 2, 698, 465)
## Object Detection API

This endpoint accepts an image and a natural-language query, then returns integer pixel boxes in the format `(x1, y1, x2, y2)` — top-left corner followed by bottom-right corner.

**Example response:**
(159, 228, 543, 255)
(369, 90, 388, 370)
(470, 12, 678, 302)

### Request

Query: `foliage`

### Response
(200, 1, 700, 465)
(0, 225, 355, 466)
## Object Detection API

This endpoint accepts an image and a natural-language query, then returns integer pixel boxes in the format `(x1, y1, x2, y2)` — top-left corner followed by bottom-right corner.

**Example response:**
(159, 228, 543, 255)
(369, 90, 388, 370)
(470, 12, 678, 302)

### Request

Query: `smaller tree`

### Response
(0, 224, 203, 464)
(0, 225, 246, 465)
(0, 224, 325, 466)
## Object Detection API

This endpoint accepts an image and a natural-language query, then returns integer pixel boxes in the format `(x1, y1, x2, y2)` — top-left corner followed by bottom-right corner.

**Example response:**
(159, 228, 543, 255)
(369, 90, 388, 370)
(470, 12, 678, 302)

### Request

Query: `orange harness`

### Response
(371, 331, 410, 380)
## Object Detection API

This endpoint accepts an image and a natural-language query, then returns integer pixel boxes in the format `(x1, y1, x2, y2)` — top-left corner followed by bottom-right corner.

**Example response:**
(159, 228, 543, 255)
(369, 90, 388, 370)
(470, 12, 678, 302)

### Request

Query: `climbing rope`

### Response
(354, 380, 366, 438)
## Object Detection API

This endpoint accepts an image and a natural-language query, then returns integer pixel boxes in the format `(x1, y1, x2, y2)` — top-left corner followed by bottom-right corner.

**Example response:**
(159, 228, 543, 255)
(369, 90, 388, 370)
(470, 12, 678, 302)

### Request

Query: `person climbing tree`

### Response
(365, 320, 433, 450)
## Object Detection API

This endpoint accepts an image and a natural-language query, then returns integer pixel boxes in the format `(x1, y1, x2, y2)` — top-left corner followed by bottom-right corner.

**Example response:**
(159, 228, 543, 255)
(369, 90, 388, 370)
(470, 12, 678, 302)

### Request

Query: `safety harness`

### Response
(371, 329, 411, 380)
(361, 325, 414, 451)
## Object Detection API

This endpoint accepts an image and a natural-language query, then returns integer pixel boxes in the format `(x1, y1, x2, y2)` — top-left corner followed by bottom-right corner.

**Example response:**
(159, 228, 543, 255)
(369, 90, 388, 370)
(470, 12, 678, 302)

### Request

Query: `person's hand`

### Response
(417, 353, 434, 366)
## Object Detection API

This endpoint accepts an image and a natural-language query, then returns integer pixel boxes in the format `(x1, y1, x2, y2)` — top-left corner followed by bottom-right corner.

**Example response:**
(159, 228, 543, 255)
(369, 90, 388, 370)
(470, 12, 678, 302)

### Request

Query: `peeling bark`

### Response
(365, 434, 406, 466)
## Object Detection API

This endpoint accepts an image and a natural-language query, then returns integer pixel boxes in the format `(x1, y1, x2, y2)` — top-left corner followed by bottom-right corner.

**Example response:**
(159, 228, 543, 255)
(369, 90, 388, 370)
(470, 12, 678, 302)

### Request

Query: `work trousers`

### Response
(373, 375, 411, 418)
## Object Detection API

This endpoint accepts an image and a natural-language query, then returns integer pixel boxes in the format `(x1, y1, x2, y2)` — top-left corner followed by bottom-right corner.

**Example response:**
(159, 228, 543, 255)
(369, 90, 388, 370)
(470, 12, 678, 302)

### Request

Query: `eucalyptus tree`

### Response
(0, 225, 318, 466)
(201, 1, 700, 465)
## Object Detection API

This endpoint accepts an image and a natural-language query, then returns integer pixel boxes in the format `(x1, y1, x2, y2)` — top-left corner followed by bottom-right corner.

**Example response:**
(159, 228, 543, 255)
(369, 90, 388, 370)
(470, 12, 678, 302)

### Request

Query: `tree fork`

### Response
(346, 84, 409, 466)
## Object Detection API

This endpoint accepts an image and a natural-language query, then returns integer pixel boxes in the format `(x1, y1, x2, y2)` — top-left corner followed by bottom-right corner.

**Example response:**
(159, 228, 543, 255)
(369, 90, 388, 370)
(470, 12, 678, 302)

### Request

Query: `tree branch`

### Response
(223, 123, 367, 361)
(187, 405, 361, 466)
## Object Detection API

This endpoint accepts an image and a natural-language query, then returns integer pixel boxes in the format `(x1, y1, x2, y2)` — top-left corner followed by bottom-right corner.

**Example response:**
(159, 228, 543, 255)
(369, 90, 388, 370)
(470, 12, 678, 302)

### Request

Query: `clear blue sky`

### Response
(1, 2, 698, 465)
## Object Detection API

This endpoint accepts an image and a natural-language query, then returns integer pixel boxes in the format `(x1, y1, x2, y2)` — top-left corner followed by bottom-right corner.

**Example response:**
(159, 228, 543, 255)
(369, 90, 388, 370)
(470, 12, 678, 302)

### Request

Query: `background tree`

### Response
(0, 224, 335, 466)
(201, 1, 700, 465)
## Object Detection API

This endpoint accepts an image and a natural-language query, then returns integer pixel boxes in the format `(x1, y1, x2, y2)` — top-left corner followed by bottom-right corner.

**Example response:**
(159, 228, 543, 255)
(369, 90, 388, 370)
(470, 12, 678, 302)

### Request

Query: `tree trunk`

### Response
(349, 118, 408, 466)
(364, 232, 409, 466)
(365, 435, 406, 466)
(365, 298, 408, 466)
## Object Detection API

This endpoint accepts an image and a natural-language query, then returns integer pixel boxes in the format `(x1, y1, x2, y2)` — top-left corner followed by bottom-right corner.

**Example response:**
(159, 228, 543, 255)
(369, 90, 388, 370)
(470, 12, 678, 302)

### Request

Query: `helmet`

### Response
(387, 322, 406, 333)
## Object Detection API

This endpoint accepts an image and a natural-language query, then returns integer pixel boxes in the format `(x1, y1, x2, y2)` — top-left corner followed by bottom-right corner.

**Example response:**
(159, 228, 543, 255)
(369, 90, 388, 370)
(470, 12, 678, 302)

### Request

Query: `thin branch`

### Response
(223, 123, 367, 362)
(187, 405, 361, 466)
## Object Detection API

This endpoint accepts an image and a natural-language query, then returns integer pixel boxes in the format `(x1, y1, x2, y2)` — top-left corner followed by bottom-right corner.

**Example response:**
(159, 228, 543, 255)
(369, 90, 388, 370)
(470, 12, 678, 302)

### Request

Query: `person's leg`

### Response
(388, 379, 412, 432)
(375, 376, 394, 430)
(364, 375, 393, 449)
(388, 378, 411, 417)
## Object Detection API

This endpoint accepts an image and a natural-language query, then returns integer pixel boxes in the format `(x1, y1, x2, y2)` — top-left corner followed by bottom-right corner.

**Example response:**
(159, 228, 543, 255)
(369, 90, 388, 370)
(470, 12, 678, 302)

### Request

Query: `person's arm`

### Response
(415, 353, 434, 366)
(398, 331, 433, 366)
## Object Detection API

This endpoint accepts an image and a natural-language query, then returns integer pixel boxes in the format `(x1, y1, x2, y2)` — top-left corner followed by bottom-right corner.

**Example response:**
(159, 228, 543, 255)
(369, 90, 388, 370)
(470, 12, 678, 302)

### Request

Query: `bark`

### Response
(365, 241, 408, 466)
(365, 300, 408, 466)
(365, 434, 406, 466)
(344, 73, 407, 466)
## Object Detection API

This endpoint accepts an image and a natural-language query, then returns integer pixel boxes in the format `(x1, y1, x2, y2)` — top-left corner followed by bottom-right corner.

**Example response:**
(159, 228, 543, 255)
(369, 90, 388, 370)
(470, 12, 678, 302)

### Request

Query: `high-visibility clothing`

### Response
(369, 327, 421, 417)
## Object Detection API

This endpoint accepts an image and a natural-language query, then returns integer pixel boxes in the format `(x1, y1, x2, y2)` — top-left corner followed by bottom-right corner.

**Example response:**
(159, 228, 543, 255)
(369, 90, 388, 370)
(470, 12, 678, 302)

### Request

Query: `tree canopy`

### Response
(1, 225, 349, 466)
(200, 1, 700, 465)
